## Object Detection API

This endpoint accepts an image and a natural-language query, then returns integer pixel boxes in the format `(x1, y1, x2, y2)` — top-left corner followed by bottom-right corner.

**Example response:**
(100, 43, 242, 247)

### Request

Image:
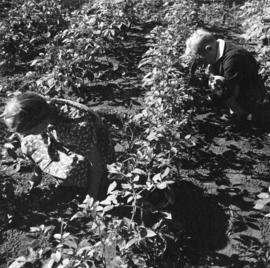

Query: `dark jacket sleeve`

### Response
(222, 52, 244, 89)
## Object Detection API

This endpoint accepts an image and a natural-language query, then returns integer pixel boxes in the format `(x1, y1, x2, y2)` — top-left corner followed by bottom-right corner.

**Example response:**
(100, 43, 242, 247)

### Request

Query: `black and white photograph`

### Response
(0, 0, 270, 267)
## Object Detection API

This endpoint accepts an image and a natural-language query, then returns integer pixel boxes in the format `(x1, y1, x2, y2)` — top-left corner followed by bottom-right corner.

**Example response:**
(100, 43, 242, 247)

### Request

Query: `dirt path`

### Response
(183, 105, 270, 266)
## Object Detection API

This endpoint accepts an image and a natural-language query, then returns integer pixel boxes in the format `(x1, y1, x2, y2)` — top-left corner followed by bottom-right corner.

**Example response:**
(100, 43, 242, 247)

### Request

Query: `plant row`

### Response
(0, 0, 161, 100)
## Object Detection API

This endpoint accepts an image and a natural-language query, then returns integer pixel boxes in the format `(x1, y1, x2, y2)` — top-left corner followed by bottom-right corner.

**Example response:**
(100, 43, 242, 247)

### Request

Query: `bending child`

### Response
(185, 28, 267, 122)
(1, 91, 115, 200)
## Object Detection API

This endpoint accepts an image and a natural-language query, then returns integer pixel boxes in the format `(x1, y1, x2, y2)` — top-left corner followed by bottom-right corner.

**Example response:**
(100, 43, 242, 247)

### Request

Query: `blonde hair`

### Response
(185, 28, 216, 56)
(2, 92, 51, 133)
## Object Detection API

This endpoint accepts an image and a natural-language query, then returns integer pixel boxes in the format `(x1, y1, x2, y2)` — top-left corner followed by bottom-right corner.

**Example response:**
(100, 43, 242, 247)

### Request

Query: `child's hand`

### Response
(29, 166, 42, 191)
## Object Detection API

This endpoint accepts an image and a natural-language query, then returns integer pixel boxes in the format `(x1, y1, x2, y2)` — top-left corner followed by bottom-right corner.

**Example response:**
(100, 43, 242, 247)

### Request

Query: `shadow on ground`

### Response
(175, 100, 270, 267)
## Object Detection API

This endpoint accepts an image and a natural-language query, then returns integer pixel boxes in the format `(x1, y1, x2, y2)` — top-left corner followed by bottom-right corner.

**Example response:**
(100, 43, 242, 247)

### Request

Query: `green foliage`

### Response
(129, 0, 203, 182)
(8, 192, 165, 267)
(34, 0, 134, 97)
(0, 0, 67, 73)
(0, 0, 155, 98)
(237, 0, 270, 85)
(3, 0, 270, 267)
(238, 0, 269, 41)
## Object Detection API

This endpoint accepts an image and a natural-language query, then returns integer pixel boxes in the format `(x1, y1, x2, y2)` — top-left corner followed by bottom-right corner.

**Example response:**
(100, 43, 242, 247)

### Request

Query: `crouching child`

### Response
(185, 28, 269, 124)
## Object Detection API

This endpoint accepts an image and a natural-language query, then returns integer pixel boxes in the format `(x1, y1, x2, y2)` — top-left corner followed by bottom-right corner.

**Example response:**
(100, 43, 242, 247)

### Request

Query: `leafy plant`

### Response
(236, 0, 270, 86)
(22, 0, 151, 98)
(0, 0, 68, 73)
(4, 0, 270, 267)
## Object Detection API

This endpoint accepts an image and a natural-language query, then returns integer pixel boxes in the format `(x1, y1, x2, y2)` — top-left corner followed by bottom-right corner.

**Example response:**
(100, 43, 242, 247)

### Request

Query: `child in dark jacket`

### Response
(185, 28, 267, 122)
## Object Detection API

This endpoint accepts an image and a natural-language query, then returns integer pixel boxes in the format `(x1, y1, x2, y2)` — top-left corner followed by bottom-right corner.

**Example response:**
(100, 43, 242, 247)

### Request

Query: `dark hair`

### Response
(4, 92, 51, 132)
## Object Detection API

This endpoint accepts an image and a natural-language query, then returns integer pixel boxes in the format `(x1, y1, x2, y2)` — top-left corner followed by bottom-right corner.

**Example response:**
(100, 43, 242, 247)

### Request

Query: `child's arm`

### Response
(29, 165, 42, 189)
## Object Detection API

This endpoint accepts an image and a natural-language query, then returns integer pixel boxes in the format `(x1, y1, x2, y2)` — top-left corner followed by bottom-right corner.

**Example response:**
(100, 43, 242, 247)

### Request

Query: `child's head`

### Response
(185, 29, 218, 64)
(1, 92, 51, 135)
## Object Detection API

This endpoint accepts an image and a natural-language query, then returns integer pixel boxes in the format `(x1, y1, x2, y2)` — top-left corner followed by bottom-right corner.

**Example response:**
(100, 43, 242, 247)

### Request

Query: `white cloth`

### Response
(216, 39, 225, 61)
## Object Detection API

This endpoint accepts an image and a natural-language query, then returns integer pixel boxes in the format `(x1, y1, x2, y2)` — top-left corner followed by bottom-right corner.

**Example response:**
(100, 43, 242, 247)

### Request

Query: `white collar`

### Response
(216, 39, 225, 61)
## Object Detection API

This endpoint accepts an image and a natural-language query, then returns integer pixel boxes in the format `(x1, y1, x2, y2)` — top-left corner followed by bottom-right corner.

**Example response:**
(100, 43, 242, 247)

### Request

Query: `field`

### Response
(1, 0, 270, 267)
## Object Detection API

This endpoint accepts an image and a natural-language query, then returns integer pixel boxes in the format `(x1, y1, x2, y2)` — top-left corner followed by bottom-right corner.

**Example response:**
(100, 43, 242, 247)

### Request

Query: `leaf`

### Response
(4, 143, 15, 150)
(78, 239, 91, 248)
(140, 227, 156, 238)
(114, 0, 125, 3)
(70, 211, 86, 221)
(102, 205, 114, 214)
(47, 78, 55, 88)
(127, 196, 133, 203)
(62, 248, 74, 256)
(54, 234, 62, 240)
(108, 57, 119, 71)
(138, 58, 152, 69)
(132, 168, 146, 175)
(152, 173, 162, 183)
(146, 131, 158, 141)
(57, 258, 70, 268)
(114, 143, 125, 152)
(257, 193, 270, 199)
(107, 163, 122, 174)
(52, 251, 62, 262)
(63, 239, 77, 249)
(162, 167, 170, 178)
(43, 258, 55, 268)
(162, 212, 172, 220)
(124, 238, 137, 249)
(253, 198, 270, 210)
(30, 226, 41, 233)
(77, 246, 92, 256)
(100, 194, 117, 205)
(156, 182, 168, 190)
(44, 225, 54, 235)
(133, 175, 140, 182)
(107, 181, 117, 194)
(8, 257, 26, 268)
(121, 183, 131, 190)
(157, 181, 174, 190)
(146, 229, 156, 238)
(30, 59, 41, 66)
(133, 113, 143, 121)
(83, 195, 94, 207)
(62, 232, 70, 239)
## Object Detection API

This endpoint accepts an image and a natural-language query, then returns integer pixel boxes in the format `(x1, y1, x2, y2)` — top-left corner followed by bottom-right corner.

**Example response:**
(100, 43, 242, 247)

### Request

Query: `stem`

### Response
(129, 178, 137, 228)
(97, 215, 106, 267)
